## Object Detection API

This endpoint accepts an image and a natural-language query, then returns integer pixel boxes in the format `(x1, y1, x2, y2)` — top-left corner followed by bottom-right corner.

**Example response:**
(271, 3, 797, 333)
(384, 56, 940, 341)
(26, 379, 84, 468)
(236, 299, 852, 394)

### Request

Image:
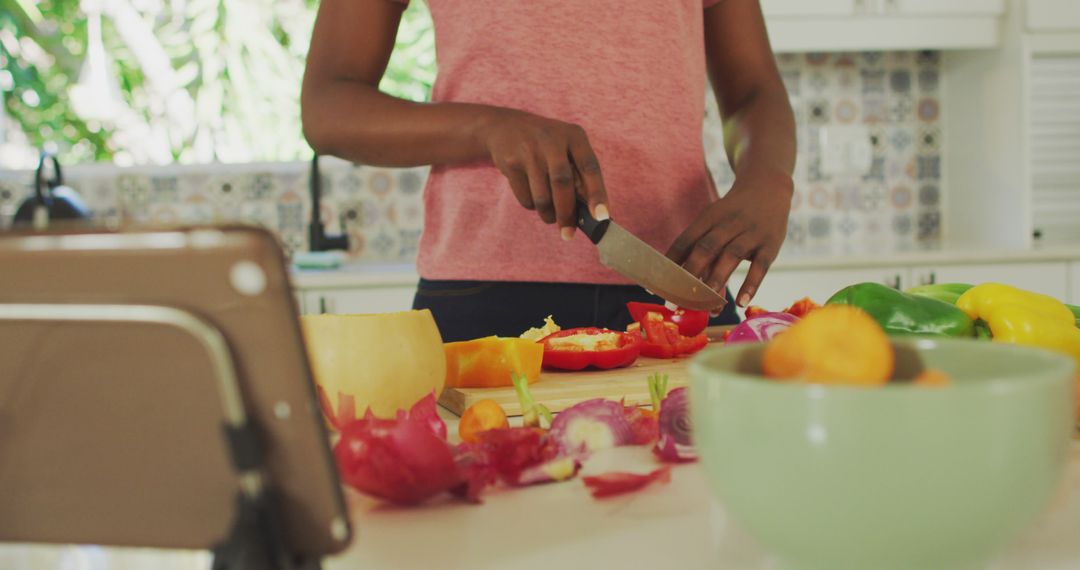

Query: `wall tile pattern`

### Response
(0, 52, 942, 262)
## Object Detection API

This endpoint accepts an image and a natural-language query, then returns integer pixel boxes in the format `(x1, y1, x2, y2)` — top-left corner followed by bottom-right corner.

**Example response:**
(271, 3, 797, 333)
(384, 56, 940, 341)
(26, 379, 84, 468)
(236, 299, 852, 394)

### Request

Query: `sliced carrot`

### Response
(762, 305, 893, 386)
(458, 399, 510, 443)
(913, 368, 952, 388)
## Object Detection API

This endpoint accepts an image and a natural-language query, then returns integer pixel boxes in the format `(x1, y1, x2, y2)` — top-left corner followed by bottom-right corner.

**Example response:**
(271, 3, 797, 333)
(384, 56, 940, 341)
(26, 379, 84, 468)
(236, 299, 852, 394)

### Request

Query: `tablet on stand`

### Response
(0, 226, 351, 570)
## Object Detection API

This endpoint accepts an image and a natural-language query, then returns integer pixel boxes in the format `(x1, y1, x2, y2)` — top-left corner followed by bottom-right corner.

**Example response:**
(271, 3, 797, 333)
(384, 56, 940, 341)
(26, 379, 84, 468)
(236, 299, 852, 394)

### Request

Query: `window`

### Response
(0, 0, 436, 168)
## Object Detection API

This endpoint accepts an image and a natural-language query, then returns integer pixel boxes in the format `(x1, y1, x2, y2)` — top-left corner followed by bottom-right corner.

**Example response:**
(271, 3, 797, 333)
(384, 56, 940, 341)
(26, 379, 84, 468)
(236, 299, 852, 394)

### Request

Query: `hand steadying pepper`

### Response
(667, 170, 793, 308)
(663, 12, 796, 308)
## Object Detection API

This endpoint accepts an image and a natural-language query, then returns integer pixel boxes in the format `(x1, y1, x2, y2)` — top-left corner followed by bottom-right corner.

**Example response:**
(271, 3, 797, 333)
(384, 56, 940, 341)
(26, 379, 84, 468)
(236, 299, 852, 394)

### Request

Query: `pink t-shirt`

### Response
(402, 0, 723, 284)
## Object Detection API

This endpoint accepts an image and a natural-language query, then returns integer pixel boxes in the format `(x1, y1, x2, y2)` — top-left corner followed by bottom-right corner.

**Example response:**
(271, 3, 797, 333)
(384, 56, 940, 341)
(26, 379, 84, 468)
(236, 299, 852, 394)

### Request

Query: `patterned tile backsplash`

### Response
(706, 51, 943, 256)
(0, 51, 942, 263)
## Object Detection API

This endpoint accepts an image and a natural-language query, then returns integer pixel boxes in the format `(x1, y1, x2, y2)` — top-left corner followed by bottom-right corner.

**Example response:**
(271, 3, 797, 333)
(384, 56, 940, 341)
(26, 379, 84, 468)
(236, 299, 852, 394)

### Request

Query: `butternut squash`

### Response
(302, 310, 445, 429)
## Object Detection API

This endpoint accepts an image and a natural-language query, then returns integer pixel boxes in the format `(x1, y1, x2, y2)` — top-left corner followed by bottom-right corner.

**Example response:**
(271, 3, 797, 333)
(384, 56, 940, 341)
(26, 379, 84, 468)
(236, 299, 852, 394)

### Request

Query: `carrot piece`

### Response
(913, 368, 952, 388)
(458, 399, 510, 443)
(762, 305, 893, 386)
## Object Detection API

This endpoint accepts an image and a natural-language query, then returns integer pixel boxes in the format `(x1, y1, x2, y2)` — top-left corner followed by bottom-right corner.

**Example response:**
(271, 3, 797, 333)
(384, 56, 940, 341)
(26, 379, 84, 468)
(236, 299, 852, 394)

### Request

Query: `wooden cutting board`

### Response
(437, 356, 691, 417)
(437, 326, 730, 417)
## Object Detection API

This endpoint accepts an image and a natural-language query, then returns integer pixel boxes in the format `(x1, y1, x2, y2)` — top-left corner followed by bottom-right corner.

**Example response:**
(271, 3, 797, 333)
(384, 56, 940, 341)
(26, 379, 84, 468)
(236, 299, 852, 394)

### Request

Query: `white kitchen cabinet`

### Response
(761, 0, 1002, 17)
(894, 0, 1005, 16)
(944, 5, 1080, 250)
(733, 266, 909, 310)
(760, 0, 855, 17)
(1027, 0, 1080, 31)
(303, 286, 417, 315)
(763, 0, 1004, 52)
(909, 261, 1070, 299)
(1070, 262, 1080, 304)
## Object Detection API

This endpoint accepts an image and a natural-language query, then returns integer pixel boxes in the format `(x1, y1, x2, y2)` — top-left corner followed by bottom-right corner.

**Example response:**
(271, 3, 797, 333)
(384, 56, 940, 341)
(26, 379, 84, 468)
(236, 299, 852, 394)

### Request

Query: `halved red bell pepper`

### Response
(628, 313, 709, 359)
(626, 302, 709, 337)
(540, 327, 642, 371)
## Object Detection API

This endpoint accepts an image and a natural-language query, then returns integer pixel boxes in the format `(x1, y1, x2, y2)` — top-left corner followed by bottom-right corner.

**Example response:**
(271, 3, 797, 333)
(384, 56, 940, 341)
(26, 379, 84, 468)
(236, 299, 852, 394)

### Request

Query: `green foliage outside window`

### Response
(0, 0, 435, 166)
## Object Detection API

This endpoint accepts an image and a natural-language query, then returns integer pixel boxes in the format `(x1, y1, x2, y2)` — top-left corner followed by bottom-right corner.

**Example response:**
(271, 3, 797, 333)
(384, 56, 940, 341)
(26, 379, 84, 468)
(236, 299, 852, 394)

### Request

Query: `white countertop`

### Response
(2, 442, 1078, 570)
(290, 246, 1080, 290)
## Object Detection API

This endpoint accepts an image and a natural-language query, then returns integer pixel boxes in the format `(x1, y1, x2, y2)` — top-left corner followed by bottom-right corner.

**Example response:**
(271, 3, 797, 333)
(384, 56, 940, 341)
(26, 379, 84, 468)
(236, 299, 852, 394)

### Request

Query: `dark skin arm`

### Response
(300, 0, 609, 240)
(666, 0, 796, 308)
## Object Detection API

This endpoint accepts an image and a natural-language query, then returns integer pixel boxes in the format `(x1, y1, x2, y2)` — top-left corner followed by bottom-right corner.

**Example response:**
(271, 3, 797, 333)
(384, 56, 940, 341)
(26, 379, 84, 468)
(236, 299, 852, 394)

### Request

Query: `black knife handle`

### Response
(575, 197, 609, 244)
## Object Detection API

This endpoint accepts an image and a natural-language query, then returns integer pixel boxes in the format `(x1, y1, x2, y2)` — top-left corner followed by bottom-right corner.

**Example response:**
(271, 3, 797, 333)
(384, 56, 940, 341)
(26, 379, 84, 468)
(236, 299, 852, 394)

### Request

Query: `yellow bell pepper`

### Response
(957, 283, 1080, 364)
(444, 336, 544, 388)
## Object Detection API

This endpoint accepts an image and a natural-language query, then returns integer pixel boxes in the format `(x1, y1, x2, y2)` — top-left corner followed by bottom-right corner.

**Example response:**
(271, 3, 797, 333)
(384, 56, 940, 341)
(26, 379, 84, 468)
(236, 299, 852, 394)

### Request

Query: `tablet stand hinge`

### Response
(211, 489, 321, 570)
(212, 422, 321, 570)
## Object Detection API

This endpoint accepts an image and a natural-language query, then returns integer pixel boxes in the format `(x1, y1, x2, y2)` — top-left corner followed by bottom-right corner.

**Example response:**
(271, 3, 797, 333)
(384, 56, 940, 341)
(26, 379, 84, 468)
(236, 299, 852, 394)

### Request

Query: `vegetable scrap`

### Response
(540, 327, 642, 370)
(582, 466, 672, 499)
(653, 387, 697, 463)
(913, 369, 952, 388)
(333, 393, 460, 505)
(458, 399, 510, 444)
(335, 369, 698, 506)
(549, 398, 636, 454)
(743, 297, 820, 320)
(725, 312, 799, 345)
(520, 315, 562, 341)
(458, 426, 581, 488)
(626, 302, 709, 337)
(627, 313, 708, 358)
(763, 305, 894, 386)
(512, 372, 553, 429)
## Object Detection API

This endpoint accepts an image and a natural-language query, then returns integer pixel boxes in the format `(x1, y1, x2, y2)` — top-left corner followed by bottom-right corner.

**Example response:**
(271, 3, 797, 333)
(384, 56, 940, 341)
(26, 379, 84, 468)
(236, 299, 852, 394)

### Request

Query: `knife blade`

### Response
(575, 198, 726, 312)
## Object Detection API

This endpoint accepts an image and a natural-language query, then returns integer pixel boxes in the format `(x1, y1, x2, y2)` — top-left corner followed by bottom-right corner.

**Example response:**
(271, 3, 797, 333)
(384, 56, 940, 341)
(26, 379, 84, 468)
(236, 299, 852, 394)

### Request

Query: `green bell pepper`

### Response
(827, 282, 975, 337)
(904, 283, 974, 306)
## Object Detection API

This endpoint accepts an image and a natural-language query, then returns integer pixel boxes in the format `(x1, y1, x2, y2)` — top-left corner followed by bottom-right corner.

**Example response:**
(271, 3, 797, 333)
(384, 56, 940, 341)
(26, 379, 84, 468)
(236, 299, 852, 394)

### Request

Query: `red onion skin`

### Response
(653, 387, 697, 463)
(550, 399, 636, 453)
(725, 312, 799, 344)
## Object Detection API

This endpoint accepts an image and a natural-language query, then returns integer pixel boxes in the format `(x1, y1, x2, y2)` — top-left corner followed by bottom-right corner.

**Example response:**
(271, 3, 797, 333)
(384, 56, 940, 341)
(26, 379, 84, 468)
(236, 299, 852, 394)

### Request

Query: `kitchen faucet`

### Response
(307, 154, 349, 252)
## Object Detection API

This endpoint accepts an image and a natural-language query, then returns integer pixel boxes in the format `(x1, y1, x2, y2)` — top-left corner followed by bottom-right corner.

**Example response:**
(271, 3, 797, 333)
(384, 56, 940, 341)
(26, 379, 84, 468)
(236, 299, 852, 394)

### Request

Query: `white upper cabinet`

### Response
(892, 0, 1005, 16)
(762, 0, 1006, 52)
(760, 0, 856, 17)
(1027, 0, 1080, 31)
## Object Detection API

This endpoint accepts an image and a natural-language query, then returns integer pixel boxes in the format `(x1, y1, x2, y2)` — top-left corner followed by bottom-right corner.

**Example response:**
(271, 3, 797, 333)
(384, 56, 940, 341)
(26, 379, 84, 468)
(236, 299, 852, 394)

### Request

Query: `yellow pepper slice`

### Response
(444, 336, 544, 388)
(957, 283, 1080, 365)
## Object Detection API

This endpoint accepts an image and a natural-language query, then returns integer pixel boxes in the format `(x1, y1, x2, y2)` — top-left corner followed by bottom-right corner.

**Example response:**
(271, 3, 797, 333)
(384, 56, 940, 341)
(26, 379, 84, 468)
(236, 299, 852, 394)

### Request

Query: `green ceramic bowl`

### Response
(690, 338, 1075, 570)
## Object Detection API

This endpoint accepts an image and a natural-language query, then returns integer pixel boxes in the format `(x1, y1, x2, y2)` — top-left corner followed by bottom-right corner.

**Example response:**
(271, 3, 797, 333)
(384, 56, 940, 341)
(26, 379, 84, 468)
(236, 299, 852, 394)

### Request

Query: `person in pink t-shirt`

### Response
(302, 0, 795, 341)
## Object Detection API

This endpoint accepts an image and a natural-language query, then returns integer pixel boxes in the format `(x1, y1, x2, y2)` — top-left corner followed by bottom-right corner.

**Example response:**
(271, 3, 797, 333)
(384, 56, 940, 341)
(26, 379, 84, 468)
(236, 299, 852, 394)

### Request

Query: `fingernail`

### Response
(561, 227, 575, 241)
(709, 281, 723, 293)
(738, 293, 751, 307)
(593, 204, 610, 221)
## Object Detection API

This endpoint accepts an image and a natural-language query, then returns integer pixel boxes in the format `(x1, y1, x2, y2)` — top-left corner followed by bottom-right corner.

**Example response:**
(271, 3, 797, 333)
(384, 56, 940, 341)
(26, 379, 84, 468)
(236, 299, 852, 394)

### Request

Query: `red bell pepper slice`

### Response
(783, 297, 820, 318)
(582, 465, 672, 499)
(540, 327, 642, 371)
(626, 302, 709, 337)
(630, 312, 709, 359)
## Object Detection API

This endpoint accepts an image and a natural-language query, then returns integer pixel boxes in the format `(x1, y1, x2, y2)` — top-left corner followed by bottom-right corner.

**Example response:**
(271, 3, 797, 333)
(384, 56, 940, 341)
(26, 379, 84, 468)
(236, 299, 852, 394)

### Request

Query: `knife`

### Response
(575, 197, 726, 312)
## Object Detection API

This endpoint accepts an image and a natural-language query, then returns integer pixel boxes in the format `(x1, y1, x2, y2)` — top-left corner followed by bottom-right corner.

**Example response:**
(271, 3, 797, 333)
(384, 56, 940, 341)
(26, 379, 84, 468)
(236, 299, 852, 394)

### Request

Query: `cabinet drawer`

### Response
(732, 266, 908, 310)
(760, 0, 854, 17)
(909, 262, 1069, 300)
(895, 0, 1004, 16)
(305, 286, 418, 315)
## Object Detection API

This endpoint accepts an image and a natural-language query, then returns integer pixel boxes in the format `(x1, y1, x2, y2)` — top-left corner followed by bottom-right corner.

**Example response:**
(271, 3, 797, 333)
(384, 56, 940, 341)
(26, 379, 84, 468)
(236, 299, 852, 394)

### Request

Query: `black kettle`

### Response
(12, 152, 91, 229)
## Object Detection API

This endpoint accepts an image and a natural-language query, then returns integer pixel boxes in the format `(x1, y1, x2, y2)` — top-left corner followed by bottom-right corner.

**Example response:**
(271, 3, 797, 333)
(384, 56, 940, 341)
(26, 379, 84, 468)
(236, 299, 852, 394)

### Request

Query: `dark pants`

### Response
(412, 279, 739, 342)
